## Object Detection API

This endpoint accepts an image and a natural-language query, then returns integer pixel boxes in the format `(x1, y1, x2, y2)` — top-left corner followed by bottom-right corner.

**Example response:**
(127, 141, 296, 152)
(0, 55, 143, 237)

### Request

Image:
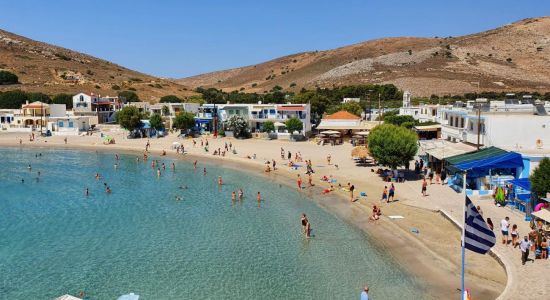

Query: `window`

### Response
(269, 109, 276, 114)
(80, 95, 84, 101)
(68, 121, 74, 128)
(235, 109, 240, 115)
(460, 118, 464, 128)
(58, 121, 64, 127)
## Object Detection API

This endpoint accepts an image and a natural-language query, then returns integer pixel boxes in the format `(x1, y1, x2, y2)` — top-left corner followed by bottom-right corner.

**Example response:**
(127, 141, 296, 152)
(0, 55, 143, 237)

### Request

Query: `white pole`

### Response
(461, 171, 467, 300)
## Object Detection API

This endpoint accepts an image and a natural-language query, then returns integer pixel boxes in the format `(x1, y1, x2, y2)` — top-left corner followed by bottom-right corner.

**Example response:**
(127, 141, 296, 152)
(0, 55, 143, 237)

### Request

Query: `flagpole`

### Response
(461, 171, 467, 300)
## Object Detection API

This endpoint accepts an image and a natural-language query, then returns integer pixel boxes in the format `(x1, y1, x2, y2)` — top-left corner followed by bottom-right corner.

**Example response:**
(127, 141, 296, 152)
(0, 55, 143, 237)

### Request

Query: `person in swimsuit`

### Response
(511, 224, 519, 248)
(85, 188, 89, 196)
(388, 183, 395, 202)
(297, 175, 302, 189)
(381, 186, 388, 202)
(218, 176, 223, 185)
(238, 189, 244, 200)
(203, 168, 207, 175)
(301, 213, 308, 235)
(421, 178, 428, 196)
(231, 191, 236, 202)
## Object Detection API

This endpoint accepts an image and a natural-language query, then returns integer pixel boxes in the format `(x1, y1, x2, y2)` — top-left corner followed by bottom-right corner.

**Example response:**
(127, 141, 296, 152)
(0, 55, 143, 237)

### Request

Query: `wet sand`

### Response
(0, 132, 506, 299)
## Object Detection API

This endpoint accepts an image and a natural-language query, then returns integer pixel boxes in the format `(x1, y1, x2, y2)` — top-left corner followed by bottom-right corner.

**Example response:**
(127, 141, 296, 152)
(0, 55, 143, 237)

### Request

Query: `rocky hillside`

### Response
(176, 17, 550, 97)
(0, 29, 194, 102)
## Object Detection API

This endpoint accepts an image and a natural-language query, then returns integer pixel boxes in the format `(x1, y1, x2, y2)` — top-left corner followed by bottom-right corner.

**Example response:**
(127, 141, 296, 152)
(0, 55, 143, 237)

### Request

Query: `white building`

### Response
(399, 91, 450, 123)
(199, 102, 312, 137)
(440, 100, 550, 151)
(342, 97, 360, 103)
(73, 92, 121, 123)
(148, 102, 200, 128)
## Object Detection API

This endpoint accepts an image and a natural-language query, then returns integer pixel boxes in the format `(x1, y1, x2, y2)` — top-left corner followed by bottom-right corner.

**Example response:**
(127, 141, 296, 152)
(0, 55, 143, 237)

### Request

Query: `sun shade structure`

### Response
(446, 147, 523, 173)
(320, 130, 340, 135)
(532, 209, 550, 223)
(507, 178, 531, 191)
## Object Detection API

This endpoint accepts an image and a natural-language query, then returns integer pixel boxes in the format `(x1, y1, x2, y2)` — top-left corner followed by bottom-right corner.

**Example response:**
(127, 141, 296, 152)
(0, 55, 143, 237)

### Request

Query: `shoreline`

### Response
(0, 133, 506, 299)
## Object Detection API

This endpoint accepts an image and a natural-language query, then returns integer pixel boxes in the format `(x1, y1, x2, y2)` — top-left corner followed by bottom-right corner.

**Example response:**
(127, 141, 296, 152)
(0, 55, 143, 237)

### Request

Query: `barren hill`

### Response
(0, 29, 194, 102)
(176, 17, 550, 97)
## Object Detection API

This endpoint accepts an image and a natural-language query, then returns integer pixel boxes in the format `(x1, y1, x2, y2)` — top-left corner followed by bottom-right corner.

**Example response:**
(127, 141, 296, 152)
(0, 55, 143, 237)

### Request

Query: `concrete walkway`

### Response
(397, 178, 550, 300)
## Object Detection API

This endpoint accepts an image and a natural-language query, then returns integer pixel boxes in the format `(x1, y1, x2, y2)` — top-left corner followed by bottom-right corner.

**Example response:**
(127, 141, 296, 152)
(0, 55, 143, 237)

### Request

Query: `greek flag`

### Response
(464, 197, 496, 254)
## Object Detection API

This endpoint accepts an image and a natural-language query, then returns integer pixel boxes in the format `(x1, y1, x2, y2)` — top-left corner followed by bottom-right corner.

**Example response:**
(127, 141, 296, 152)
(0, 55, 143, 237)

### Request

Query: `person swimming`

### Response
(105, 186, 112, 193)
(85, 188, 89, 196)
(179, 185, 188, 189)
(95, 173, 101, 180)
(231, 191, 236, 201)
(27, 164, 32, 171)
(157, 168, 161, 177)
(203, 167, 207, 175)
(238, 189, 244, 200)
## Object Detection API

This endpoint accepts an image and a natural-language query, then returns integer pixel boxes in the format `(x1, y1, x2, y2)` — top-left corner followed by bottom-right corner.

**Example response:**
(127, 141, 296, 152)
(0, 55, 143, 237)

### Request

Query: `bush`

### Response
(0, 70, 18, 84)
(94, 85, 101, 89)
(52, 94, 73, 109)
(173, 111, 196, 130)
(128, 87, 137, 91)
(263, 121, 275, 133)
(285, 117, 303, 134)
(112, 85, 121, 90)
(160, 95, 182, 103)
(0, 90, 28, 108)
(531, 158, 550, 198)
(289, 82, 296, 88)
(116, 106, 142, 131)
(225, 115, 250, 138)
(149, 113, 164, 130)
(118, 91, 140, 102)
(28, 92, 51, 103)
(368, 124, 418, 169)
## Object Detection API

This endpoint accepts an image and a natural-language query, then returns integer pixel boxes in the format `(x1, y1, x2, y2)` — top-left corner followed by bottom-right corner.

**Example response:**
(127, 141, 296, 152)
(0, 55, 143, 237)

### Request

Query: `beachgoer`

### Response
(301, 214, 309, 235)
(64, 137, 67, 144)
(421, 178, 428, 196)
(327, 154, 331, 165)
(203, 167, 207, 175)
(501, 217, 510, 245)
(257, 192, 261, 202)
(305, 219, 311, 238)
(477, 206, 483, 217)
(231, 191, 236, 202)
(487, 218, 494, 231)
(171, 162, 175, 170)
(511, 224, 519, 247)
(28, 164, 32, 171)
(381, 186, 388, 202)
(308, 174, 313, 187)
(288, 151, 292, 160)
(297, 175, 302, 189)
(157, 168, 161, 177)
(238, 189, 244, 200)
(388, 183, 395, 202)
(194, 160, 198, 169)
(520, 236, 532, 265)
(360, 286, 369, 300)
(350, 183, 355, 202)
(218, 176, 223, 185)
(85, 188, 89, 196)
(106, 186, 112, 193)
(541, 238, 548, 259)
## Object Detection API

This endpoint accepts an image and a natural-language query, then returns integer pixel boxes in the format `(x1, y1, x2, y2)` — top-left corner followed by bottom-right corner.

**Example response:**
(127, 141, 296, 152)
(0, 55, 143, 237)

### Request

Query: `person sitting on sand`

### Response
(370, 205, 381, 221)
(321, 175, 329, 182)
(322, 185, 334, 194)
(161, 150, 166, 156)
(265, 165, 271, 172)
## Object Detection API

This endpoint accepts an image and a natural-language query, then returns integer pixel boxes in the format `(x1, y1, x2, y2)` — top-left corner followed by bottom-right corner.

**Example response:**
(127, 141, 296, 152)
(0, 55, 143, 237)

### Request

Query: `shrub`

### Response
(173, 111, 196, 130)
(263, 121, 275, 133)
(160, 95, 182, 103)
(149, 113, 164, 130)
(531, 158, 550, 198)
(128, 87, 137, 91)
(0, 70, 19, 84)
(118, 91, 140, 102)
(52, 93, 73, 109)
(112, 85, 121, 90)
(116, 106, 142, 131)
(28, 92, 51, 103)
(0, 90, 28, 108)
(289, 82, 296, 88)
(285, 117, 303, 134)
(224, 115, 250, 138)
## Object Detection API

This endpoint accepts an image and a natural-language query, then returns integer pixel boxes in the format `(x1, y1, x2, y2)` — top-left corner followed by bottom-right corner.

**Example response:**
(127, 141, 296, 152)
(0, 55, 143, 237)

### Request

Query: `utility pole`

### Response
(378, 93, 382, 125)
(476, 104, 481, 150)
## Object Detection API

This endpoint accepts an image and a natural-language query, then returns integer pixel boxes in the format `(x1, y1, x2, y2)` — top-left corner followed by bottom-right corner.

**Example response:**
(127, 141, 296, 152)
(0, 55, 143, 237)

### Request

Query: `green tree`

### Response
(531, 158, 550, 198)
(116, 106, 142, 131)
(225, 115, 249, 138)
(149, 113, 164, 130)
(285, 117, 303, 134)
(263, 120, 275, 133)
(368, 124, 418, 169)
(0, 90, 28, 108)
(160, 95, 182, 103)
(173, 111, 196, 130)
(118, 91, 140, 102)
(0, 71, 18, 85)
(52, 93, 73, 109)
(161, 105, 170, 116)
(28, 92, 51, 103)
(384, 115, 416, 126)
(186, 95, 205, 105)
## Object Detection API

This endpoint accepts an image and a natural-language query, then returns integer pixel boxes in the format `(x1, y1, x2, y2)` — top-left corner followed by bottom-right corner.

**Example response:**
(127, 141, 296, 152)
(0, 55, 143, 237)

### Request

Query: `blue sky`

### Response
(1, 1, 548, 78)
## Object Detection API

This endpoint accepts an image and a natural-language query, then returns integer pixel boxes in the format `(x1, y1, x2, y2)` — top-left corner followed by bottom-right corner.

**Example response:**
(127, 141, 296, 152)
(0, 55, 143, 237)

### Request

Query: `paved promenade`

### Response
(397, 178, 550, 300)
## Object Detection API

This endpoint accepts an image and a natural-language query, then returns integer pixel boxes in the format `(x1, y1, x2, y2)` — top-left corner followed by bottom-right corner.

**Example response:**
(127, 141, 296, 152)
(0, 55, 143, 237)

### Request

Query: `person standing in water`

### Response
(157, 168, 161, 177)
(231, 191, 236, 202)
(218, 176, 223, 186)
(171, 162, 175, 170)
(297, 175, 302, 190)
(301, 214, 309, 235)
(85, 188, 89, 197)
(203, 167, 207, 176)
(238, 189, 244, 200)
(193, 160, 198, 169)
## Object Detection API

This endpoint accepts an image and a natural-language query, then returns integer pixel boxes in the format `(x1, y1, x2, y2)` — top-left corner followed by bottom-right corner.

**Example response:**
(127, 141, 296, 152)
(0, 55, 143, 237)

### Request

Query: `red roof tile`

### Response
(323, 111, 361, 120)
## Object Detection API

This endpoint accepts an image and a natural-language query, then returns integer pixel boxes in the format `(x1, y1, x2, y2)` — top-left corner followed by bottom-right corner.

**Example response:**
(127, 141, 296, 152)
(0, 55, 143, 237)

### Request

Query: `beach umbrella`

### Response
(320, 130, 340, 135)
(351, 146, 369, 159)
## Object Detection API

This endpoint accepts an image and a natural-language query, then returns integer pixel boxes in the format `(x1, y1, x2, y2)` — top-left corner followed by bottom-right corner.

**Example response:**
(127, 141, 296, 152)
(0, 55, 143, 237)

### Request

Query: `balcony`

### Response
(441, 124, 464, 139)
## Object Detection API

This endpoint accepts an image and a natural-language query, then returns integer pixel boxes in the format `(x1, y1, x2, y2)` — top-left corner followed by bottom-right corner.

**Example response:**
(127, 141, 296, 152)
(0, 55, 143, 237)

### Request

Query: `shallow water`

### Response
(0, 148, 426, 299)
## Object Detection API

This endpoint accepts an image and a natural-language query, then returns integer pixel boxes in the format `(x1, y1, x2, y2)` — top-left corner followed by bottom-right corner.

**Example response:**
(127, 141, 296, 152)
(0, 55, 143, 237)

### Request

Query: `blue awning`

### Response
(508, 178, 531, 191)
(450, 151, 523, 172)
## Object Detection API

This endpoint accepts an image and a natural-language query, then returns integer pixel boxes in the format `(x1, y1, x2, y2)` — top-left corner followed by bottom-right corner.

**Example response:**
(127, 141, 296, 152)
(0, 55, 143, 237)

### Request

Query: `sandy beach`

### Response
(0, 131, 507, 299)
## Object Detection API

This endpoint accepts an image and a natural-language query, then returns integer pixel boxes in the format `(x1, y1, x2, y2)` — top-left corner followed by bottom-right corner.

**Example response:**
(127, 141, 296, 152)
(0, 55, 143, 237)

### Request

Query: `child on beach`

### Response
(381, 186, 388, 202)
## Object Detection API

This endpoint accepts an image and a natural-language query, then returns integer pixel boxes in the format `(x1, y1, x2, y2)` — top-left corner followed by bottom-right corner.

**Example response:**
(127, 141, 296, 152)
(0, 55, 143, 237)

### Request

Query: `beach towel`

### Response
(388, 215, 404, 219)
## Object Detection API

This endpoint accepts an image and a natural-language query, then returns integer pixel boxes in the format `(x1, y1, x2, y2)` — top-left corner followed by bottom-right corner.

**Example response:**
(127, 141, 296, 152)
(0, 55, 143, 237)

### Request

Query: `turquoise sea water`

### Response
(0, 148, 425, 299)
